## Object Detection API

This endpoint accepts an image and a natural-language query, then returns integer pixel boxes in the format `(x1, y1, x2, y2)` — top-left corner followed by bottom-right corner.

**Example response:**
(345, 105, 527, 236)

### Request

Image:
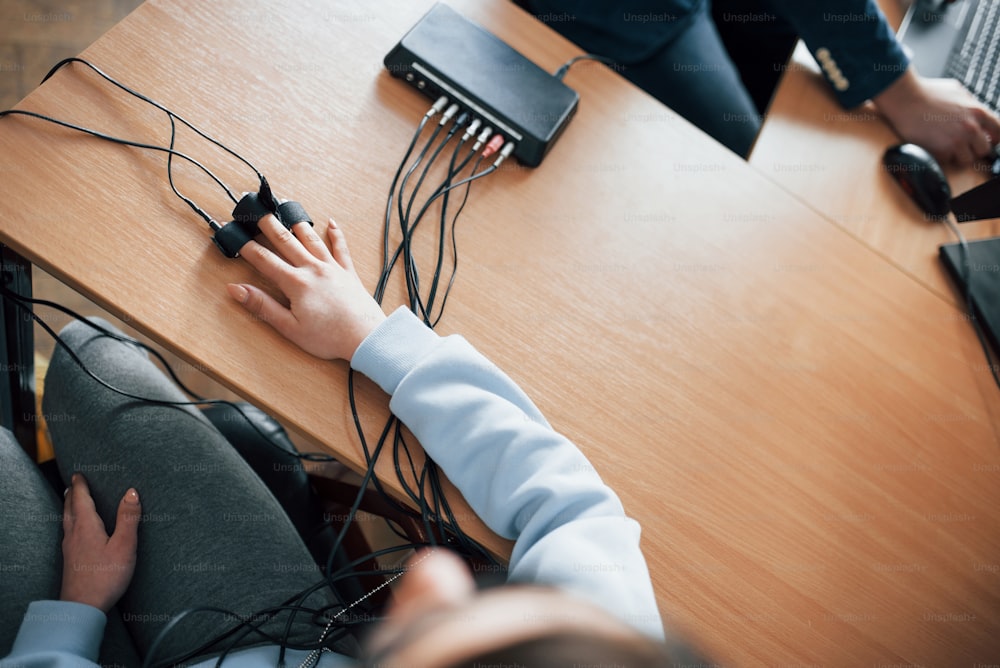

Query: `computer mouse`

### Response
(882, 143, 952, 219)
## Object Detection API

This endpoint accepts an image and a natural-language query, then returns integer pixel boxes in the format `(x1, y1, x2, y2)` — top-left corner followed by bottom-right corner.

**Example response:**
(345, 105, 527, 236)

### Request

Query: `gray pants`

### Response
(0, 319, 335, 665)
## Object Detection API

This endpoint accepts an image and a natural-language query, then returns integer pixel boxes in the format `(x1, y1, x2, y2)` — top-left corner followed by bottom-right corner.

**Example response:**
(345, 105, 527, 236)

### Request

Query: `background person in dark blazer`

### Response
(521, 0, 1000, 163)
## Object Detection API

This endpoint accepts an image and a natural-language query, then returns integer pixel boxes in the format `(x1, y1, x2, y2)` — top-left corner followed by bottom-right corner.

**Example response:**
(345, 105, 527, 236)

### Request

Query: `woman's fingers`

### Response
(257, 214, 315, 267)
(327, 219, 356, 274)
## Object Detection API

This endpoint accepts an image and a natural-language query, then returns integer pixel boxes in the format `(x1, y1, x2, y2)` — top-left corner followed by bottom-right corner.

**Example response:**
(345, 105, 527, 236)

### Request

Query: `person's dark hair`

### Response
(443, 629, 709, 668)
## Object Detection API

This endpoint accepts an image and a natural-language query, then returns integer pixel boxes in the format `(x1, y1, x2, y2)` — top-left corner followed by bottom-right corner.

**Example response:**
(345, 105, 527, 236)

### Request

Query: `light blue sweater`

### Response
(2, 307, 664, 667)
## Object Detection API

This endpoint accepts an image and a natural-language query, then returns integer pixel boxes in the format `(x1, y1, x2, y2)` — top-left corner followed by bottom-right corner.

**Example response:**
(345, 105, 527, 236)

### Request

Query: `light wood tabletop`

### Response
(1, 0, 998, 664)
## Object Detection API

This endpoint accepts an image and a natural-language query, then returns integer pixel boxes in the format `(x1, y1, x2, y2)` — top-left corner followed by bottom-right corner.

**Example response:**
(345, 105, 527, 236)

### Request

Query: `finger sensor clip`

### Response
(212, 184, 313, 258)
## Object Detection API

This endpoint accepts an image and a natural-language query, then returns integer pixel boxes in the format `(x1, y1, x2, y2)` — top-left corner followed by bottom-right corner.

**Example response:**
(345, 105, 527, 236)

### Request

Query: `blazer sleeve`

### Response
(763, 0, 910, 107)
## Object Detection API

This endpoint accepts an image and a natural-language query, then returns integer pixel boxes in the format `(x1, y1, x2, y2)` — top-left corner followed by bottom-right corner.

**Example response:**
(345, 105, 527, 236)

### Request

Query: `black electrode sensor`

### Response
(384, 3, 579, 167)
(212, 181, 314, 258)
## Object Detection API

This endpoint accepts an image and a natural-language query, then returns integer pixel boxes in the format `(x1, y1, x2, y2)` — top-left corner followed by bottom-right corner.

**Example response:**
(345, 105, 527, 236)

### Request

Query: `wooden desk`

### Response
(1, 0, 998, 664)
(750, 2, 1000, 453)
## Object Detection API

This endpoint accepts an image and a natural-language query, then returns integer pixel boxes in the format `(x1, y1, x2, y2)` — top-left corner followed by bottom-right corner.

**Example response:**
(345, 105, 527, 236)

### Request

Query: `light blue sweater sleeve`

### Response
(351, 307, 666, 640)
(0, 601, 105, 667)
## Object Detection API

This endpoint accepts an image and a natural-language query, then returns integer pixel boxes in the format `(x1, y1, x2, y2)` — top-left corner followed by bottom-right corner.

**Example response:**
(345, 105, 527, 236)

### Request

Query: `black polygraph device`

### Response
(383, 3, 579, 167)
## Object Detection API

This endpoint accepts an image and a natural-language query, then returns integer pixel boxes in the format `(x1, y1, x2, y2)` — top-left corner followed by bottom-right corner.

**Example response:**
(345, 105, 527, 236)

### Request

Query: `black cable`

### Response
(395, 121, 448, 310)
(427, 150, 483, 327)
(346, 371, 423, 522)
(376, 114, 435, 304)
(398, 163, 498, 261)
(378, 123, 478, 322)
(43, 57, 263, 182)
(402, 116, 465, 230)
(275, 416, 393, 666)
(400, 118, 465, 317)
(423, 138, 469, 321)
(148, 544, 422, 666)
(166, 115, 214, 225)
(147, 601, 333, 668)
(313, 110, 509, 637)
(430, 154, 485, 328)
(271, 537, 432, 667)
(142, 606, 235, 668)
(378, 155, 497, 322)
(0, 57, 278, 231)
(553, 53, 617, 80)
(5, 290, 204, 399)
(0, 109, 236, 217)
(392, 422, 437, 543)
(408, 123, 483, 326)
(368, 111, 508, 536)
(364, 106, 506, 568)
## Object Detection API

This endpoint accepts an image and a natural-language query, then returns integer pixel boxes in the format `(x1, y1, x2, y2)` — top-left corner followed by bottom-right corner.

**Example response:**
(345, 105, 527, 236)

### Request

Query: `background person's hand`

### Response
(227, 215, 387, 361)
(873, 67, 1000, 166)
(60, 474, 141, 613)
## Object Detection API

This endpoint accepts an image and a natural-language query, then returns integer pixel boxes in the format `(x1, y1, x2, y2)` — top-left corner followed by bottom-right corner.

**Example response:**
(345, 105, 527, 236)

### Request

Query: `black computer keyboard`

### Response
(945, 0, 1000, 112)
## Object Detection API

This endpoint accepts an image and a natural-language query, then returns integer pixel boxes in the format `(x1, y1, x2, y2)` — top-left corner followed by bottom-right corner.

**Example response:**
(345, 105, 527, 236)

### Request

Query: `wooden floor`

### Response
(1, 0, 144, 109)
(0, 0, 269, 453)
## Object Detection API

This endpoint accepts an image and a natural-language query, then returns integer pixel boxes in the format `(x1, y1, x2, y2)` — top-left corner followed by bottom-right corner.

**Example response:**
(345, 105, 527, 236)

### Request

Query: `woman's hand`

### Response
(226, 215, 387, 361)
(60, 474, 141, 613)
